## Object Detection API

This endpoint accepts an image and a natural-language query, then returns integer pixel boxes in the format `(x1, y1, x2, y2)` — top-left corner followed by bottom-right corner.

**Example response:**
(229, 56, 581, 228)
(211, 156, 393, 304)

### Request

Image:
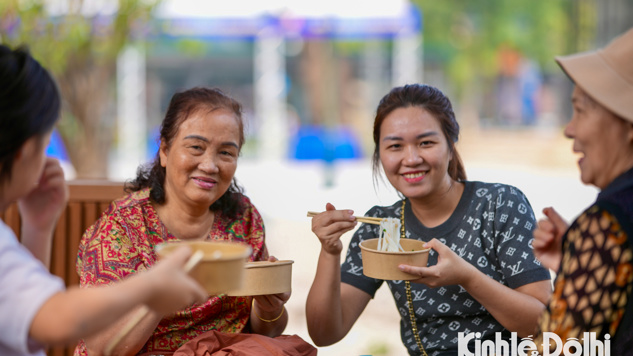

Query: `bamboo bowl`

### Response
(359, 238, 430, 280)
(227, 260, 294, 296)
(155, 240, 252, 295)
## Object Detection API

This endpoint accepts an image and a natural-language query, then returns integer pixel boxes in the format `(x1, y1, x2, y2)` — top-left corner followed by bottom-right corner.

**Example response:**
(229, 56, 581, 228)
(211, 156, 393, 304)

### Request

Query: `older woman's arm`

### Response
(538, 206, 633, 350)
(249, 293, 289, 337)
(533, 207, 568, 271)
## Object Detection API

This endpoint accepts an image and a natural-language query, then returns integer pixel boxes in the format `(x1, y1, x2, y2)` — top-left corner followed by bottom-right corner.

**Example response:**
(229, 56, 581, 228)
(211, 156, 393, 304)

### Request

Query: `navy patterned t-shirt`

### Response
(340, 181, 551, 356)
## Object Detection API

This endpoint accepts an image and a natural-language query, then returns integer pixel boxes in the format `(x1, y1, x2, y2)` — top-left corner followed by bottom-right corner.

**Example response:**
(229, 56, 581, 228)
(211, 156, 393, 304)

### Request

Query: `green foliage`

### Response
(334, 40, 368, 56)
(0, 0, 163, 178)
(0, 0, 160, 75)
(174, 38, 212, 57)
(411, 0, 576, 96)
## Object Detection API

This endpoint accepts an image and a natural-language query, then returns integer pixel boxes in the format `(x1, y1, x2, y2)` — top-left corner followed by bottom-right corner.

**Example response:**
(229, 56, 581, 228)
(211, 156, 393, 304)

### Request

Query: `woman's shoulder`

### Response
(232, 193, 257, 216)
(105, 188, 151, 216)
(236, 193, 255, 207)
(80, 189, 155, 251)
(464, 180, 529, 201)
(84, 188, 152, 235)
(223, 193, 262, 225)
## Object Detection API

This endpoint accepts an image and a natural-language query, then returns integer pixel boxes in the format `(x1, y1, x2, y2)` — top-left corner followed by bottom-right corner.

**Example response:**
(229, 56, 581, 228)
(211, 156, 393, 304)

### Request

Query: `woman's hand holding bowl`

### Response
(398, 238, 477, 288)
(250, 255, 290, 326)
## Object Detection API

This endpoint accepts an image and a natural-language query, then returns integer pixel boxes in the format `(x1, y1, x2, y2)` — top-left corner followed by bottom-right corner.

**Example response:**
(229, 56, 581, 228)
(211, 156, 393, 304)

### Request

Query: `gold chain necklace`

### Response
(402, 200, 429, 356)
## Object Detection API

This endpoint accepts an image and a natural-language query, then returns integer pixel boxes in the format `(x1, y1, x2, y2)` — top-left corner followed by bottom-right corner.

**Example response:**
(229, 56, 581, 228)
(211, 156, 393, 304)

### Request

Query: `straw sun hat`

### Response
(555, 27, 633, 123)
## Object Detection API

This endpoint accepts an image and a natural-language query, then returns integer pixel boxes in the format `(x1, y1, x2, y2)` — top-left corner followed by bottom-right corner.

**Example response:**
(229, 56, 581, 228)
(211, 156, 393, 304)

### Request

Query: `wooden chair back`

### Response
(1, 180, 125, 356)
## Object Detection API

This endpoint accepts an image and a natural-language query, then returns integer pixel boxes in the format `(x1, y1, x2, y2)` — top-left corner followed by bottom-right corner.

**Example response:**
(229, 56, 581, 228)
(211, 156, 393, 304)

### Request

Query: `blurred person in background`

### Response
(307, 84, 552, 355)
(0, 44, 207, 356)
(533, 27, 633, 355)
(75, 87, 314, 355)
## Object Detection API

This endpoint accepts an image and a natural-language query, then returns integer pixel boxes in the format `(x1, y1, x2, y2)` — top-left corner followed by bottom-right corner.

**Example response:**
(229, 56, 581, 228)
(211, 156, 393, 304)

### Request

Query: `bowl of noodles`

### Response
(155, 240, 252, 295)
(359, 218, 430, 280)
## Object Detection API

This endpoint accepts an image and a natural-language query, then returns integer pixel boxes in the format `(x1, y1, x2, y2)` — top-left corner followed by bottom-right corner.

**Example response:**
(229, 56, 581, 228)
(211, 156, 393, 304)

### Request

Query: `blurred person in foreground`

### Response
(533, 27, 633, 355)
(307, 84, 552, 355)
(0, 45, 207, 356)
(74, 87, 314, 355)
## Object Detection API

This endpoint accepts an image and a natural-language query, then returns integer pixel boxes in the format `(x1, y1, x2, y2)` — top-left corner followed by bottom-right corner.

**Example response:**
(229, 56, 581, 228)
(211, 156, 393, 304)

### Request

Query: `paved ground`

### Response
(234, 127, 599, 356)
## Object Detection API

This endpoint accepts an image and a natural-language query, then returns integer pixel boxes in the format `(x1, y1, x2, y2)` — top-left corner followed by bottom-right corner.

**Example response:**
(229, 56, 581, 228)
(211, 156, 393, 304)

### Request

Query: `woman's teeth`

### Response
(404, 172, 424, 179)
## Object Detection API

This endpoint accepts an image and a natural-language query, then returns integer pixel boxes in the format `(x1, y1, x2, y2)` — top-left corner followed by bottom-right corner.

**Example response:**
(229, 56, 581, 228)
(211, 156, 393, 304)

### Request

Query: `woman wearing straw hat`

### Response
(533, 27, 633, 354)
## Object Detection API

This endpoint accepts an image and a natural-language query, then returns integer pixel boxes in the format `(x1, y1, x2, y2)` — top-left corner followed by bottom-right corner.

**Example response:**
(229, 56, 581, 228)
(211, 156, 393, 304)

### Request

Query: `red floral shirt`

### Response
(74, 188, 267, 355)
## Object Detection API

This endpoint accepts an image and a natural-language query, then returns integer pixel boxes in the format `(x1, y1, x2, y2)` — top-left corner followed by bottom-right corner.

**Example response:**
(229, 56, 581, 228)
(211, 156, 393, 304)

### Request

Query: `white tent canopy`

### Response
(155, 0, 410, 19)
(46, 0, 411, 20)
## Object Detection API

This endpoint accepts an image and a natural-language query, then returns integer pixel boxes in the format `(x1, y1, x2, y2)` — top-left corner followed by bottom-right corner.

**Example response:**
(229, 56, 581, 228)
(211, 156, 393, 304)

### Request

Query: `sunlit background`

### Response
(2, 0, 632, 355)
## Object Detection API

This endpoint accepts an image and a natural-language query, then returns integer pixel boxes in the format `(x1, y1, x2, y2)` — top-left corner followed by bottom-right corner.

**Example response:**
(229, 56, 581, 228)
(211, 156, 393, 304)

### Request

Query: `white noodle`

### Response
(378, 218, 404, 252)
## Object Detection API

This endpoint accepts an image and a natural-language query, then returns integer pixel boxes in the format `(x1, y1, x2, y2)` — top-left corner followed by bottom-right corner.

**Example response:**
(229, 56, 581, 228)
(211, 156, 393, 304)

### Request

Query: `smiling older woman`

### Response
(73, 87, 302, 356)
(532, 28, 633, 354)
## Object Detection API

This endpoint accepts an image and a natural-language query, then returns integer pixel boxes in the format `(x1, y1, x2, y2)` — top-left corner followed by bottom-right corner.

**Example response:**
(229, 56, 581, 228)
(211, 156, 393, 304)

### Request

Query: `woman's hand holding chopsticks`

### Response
(308, 203, 359, 255)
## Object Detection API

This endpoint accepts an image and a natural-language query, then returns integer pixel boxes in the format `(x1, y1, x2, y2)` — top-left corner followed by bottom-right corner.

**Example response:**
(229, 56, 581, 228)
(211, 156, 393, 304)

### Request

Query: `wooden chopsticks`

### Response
(104, 250, 204, 356)
(306, 211, 384, 225)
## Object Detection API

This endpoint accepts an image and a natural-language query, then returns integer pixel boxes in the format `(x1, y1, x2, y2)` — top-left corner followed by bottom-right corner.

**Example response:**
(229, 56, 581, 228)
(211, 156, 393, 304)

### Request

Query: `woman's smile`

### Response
(192, 176, 217, 190)
(402, 170, 427, 183)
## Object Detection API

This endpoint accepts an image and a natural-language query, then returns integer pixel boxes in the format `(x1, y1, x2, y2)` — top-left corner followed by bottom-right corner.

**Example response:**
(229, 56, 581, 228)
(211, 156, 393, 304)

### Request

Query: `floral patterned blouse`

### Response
(73, 188, 268, 355)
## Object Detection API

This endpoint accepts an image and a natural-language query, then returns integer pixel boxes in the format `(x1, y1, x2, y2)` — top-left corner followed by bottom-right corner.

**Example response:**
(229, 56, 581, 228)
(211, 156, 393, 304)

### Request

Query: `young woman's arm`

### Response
(399, 238, 551, 337)
(18, 158, 68, 268)
(306, 248, 372, 346)
(29, 246, 206, 350)
(306, 203, 372, 346)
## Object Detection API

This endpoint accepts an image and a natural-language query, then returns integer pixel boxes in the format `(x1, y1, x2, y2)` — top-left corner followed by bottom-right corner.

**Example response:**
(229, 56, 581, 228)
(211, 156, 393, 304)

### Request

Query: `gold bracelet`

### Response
(251, 299, 285, 323)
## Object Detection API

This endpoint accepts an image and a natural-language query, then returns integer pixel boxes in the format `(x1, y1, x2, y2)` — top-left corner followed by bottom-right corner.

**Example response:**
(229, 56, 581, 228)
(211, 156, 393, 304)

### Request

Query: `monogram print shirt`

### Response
(341, 181, 551, 356)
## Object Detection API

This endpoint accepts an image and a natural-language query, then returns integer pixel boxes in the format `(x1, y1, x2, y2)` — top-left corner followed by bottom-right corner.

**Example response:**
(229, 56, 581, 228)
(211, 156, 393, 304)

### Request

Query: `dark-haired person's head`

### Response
(371, 84, 466, 187)
(127, 87, 246, 218)
(0, 45, 60, 187)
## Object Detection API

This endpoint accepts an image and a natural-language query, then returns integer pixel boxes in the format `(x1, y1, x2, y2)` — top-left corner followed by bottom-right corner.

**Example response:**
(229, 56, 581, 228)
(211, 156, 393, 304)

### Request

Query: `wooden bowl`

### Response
(227, 260, 294, 296)
(359, 238, 430, 280)
(155, 240, 252, 295)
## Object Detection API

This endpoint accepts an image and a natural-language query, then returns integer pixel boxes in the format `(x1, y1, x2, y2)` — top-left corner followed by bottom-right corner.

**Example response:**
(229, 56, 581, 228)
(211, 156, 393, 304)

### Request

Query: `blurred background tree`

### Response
(0, 0, 161, 178)
(410, 0, 573, 126)
(1, 0, 631, 179)
(410, 0, 631, 126)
